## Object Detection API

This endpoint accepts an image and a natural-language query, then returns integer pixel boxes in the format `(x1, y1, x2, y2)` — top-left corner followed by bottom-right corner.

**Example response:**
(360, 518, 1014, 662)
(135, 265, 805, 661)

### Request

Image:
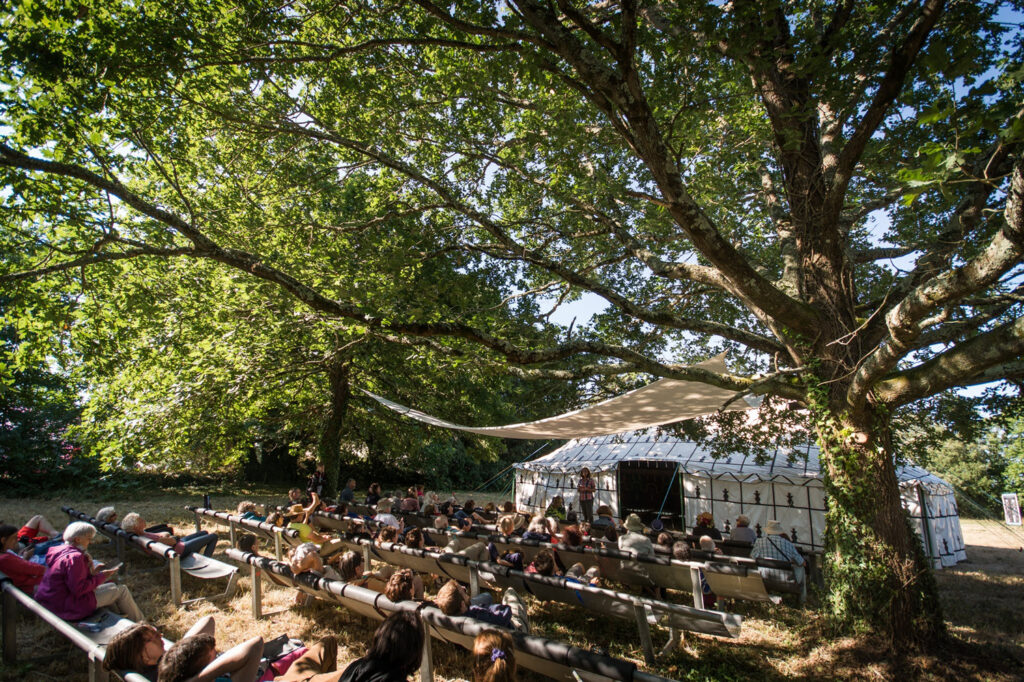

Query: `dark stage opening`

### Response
(617, 461, 682, 530)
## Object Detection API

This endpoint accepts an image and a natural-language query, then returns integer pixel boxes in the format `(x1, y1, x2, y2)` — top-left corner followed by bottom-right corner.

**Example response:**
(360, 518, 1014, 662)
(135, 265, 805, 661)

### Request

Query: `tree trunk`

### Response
(814, 399, 945, 651)
(317, 357, 350, 497)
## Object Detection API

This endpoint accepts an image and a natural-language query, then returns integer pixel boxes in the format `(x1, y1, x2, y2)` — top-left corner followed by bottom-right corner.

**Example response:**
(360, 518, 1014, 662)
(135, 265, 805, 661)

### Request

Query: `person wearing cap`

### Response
(730, 515, 757, 544)
(617, 513, 654, 557)
(751, 520, 807, 587)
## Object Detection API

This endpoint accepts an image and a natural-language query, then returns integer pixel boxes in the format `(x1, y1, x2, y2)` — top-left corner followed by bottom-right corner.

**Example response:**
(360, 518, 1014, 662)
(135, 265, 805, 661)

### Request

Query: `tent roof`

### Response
(516, 430, 955, 493)
(363, 354, 760, 439)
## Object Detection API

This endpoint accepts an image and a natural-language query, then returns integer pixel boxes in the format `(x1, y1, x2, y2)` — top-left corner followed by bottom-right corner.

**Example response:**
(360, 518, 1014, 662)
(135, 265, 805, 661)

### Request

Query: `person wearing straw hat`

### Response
(617, 513, 654, 557)
(752, 519, 807, 587)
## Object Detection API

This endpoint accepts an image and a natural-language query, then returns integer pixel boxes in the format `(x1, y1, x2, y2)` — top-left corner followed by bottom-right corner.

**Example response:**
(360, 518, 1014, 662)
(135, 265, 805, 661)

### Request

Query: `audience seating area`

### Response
(225, 548, 672, 682)
(62, 507, 239, 606)
(0, 569, 150, 682)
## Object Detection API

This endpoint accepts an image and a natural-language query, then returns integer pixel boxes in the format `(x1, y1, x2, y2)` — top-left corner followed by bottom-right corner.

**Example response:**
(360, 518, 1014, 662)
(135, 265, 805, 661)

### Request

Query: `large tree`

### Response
(2, 0, 1023, 649)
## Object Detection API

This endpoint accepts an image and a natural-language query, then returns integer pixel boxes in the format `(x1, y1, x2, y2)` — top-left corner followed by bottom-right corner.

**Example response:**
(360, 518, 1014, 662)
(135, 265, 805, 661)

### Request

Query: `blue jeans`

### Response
(180, 531, 219, 558)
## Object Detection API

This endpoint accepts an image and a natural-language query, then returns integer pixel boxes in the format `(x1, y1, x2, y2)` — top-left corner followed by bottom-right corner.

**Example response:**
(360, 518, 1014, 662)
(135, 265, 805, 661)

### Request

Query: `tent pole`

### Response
(916, 484, 938, 568)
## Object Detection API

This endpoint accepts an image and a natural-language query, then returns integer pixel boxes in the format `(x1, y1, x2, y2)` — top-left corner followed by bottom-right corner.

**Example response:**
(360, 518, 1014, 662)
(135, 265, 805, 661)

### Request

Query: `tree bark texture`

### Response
(317, 357, 350, 497)
(813, 389, 944, 649)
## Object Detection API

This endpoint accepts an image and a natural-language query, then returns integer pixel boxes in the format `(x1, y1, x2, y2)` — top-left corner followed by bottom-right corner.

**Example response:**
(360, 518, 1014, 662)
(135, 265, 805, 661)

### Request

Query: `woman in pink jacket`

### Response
(34, 521, 144, 621)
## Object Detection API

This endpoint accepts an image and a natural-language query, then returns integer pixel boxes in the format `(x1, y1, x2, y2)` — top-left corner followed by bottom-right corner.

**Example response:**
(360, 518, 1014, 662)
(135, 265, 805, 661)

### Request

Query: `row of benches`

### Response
(62, 507, 239, 606)
(0, 569, 151, 682)
(226, 548, 673, 682)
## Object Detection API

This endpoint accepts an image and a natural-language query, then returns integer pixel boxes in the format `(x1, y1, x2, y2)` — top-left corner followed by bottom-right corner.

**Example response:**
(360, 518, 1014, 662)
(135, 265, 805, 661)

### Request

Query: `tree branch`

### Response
(826, 0, 945, 221)
(875, 315, 1024, 406)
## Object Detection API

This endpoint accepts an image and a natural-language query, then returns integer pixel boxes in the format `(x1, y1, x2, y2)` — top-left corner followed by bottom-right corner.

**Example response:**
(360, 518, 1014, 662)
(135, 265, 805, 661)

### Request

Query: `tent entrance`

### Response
(617, 461, 682, 530)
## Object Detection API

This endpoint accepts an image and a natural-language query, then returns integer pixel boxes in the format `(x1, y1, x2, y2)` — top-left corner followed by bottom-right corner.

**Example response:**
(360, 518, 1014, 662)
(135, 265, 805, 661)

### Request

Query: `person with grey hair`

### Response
(34, 522, 144, 621)
(730, 515, 757, 544)
(372, 499, 402, 530)
(96, 507, 117, 525)
(121, 512, 219, 559)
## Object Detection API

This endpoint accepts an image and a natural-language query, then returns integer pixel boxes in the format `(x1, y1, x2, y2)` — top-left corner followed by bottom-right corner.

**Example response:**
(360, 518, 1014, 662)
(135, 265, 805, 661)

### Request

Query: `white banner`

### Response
(1002, 492, 1021, 526)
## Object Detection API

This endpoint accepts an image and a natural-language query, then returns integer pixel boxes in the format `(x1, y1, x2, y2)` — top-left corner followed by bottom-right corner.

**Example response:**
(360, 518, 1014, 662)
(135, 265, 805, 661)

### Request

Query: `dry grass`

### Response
(1, 492, 1022, 682)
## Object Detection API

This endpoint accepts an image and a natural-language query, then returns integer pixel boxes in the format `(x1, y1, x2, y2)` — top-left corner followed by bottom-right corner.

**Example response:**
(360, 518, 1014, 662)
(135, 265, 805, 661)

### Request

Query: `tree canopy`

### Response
(2, 0, 1023, 649)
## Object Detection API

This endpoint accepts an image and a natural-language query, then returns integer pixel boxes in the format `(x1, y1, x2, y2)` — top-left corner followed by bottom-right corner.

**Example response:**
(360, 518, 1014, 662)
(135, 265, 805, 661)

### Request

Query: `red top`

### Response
(0, 551, 46, 593)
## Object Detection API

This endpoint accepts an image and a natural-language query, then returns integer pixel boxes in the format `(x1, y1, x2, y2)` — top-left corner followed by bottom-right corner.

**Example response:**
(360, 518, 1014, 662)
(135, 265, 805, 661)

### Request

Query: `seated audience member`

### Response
(289, 543, 341, 605)
(495, 516, 516, 539)
(236, 534, 259, 554)
(454, 500, 486, 525)
(103, 615, 216, 680)
(336, 551, 393, 592)
(96, 507, 118, 525)
(521, 516, 552, 543)
(604, 526, 618, 543)
(399, 488, 420, 513)
(35, 521, 144, 621)
(156, 631, 263, 682)
(730, 515, 757, 544)
(473, 629, 517, 682)
(284, 487, 308, 509)
(16, 514, 59, 544)
(375, 526, 400, 546)
(693, 511, 723, 541)
(699, 535, 723, 555)
(591, 505, 616, 531)
(365, 483, 382, 507)
(339, 611, 424, 682)
(618, 514, 654, 556)
(0, 524, 45, 593)
(271, 634, 342, 682)
(483, 502, 497, 514)
(420, 491, 440, 512)
(486, 539, 524, 572)
(751, 519, 807, 585)
(655, 532, 674, 553)
(564, 562, 601, 586)
(236, 501, 267, 523)
(339, 478, 357, 503)
(525, 549, 560, 577)
(436, 580, 529, 633)
(383, 568, 425, 602)
(672, 540, 692, 561)
(544, 496, 567, 521)
(558, 525, 584, 547)
(121, 513, 220, 559)
(372, 499, 403, 530)
(403, 527, 436, 550)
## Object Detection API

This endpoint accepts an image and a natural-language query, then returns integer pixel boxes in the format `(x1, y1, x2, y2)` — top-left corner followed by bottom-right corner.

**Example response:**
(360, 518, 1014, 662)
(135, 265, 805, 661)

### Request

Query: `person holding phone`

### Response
(35, 521, 144, 621)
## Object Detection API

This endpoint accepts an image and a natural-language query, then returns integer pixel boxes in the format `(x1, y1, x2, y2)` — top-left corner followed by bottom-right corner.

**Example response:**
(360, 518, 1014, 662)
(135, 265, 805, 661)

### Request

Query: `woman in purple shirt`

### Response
(34, 521, 144, 621)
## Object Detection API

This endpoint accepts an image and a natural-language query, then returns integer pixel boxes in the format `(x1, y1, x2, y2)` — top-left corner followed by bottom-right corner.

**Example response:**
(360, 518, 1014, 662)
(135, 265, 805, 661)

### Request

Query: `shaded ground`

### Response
(0, 492, 1021, 681)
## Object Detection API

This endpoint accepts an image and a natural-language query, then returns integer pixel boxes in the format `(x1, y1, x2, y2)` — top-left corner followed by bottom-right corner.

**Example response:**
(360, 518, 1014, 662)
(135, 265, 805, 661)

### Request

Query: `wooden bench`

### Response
(186, 506, 302, 560)
(0, 570, 150, 682)
(336, 536, 742, 663)
(426, 528, 789, 603)
(63, 507, 239, 607)
(224, 549, 672, 682)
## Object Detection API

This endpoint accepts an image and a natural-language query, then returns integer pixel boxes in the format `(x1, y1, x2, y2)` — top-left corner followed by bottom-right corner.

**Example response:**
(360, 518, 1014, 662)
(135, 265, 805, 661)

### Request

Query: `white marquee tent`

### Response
(513, 430, 967, 568)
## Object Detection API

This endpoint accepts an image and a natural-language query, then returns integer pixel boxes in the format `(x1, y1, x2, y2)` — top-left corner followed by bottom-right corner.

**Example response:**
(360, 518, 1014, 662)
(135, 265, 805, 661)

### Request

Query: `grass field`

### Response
(1, 488, 1022, 682)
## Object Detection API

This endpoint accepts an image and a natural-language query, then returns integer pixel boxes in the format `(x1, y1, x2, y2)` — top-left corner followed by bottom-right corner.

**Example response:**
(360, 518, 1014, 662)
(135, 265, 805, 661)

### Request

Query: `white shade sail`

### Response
(362, 354, 760, 440)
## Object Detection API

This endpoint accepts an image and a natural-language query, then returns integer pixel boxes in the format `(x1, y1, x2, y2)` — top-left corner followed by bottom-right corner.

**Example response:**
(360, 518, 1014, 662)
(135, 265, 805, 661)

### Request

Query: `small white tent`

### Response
(513, 430, 966, 568)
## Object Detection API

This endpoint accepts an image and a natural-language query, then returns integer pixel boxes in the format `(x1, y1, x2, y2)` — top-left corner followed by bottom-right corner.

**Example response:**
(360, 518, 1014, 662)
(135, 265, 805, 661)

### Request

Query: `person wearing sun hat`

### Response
(617, 513, 654, 557)
(751, 519, 807, 588)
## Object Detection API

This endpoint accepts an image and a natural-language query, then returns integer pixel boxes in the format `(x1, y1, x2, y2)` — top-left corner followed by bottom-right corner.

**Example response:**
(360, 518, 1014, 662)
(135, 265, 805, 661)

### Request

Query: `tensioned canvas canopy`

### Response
(362, 354, 761, 440)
